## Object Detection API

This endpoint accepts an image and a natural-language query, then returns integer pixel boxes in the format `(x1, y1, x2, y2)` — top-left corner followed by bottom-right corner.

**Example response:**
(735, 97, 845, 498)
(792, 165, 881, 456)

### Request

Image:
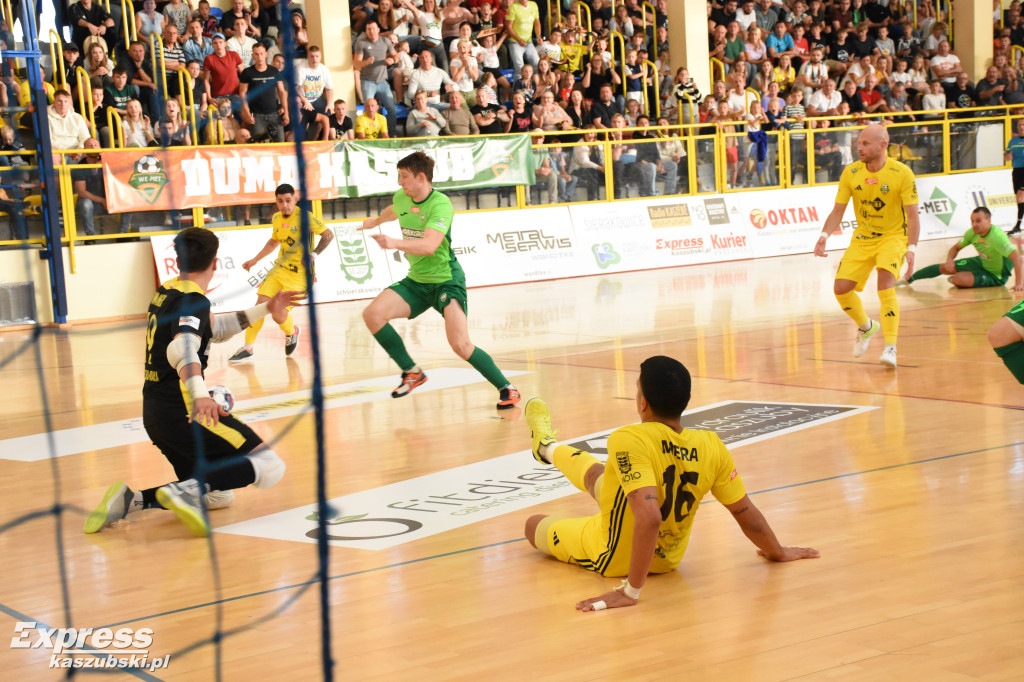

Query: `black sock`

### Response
(141, 487, 162, 509)
(1015, 203, 1024, 230)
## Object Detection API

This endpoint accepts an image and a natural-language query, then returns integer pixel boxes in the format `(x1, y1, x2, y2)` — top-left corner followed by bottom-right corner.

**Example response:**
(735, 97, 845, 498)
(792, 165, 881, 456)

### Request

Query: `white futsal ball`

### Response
(208, 385, 234, 413)
(135, 155, 162, 175)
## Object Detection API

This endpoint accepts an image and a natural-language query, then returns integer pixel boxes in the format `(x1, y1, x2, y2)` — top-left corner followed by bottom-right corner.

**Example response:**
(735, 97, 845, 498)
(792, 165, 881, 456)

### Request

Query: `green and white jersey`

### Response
(958, 225, 1016, 276)
(392, 188, 456, 284)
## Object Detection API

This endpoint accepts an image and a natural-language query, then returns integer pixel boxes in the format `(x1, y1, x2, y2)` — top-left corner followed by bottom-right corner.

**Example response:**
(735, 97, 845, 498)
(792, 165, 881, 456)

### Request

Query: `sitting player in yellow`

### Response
(230, 184, 334, 361)
(814, 123, 920, 369)
(523, 356, 819, 612)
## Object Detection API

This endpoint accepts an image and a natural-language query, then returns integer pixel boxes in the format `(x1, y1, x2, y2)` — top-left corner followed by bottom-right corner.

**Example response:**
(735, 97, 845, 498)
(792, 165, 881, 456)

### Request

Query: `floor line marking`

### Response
(84, 439, 1021, 629)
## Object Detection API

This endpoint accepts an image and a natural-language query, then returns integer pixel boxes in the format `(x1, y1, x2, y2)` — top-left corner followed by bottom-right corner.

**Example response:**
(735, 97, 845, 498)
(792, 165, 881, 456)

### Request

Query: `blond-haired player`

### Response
(814, 123, 920, 368)
(523, 356, 818, 611)
(230, 184, 334, 361)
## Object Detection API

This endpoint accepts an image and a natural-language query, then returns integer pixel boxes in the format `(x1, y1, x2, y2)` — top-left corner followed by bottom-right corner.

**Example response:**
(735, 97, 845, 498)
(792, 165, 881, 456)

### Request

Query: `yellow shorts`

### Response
(836, 232, 907, 291)
(256, 267, 307, 299)
(542, 514, 676, 578)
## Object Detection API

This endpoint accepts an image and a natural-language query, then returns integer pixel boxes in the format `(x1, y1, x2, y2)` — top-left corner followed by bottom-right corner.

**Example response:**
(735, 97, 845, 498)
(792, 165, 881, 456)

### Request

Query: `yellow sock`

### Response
(279, 312, 295, 336)
(878, 287, 899, 344)
(551, 444, 602, 496)
(244, 316, 265, 345)
(835, 290, 869, 328)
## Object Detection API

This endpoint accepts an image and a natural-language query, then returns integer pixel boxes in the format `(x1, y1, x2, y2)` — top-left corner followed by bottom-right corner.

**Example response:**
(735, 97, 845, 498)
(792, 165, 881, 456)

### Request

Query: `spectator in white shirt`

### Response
(48, 90, 92, 150)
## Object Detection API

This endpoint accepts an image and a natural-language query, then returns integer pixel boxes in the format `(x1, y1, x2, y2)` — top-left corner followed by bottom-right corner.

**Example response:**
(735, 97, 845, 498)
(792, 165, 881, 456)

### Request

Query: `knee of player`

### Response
(449, 338, 474, 359)
(362, 305, 381, 328)
(204, 489, 235, 509)
(833, 281, 854, 296)
(524, 514, 546, 548)
(247, 448, 286, 489)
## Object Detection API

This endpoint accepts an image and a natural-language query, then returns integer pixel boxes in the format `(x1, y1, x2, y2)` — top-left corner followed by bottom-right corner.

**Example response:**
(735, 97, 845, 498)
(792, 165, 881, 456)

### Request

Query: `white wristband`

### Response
(620, 579, 642, 600)
(819, 231, 830, 241)
(184, 374, 210, 402)
(243, 302, 270, 326)
(906, 243, 917, 253)
(310, 251, 318, 261)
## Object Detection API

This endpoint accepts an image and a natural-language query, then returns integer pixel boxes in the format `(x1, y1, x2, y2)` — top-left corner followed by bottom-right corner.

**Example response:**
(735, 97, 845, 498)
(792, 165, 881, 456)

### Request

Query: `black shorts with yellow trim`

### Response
(143, 398, 262, 481)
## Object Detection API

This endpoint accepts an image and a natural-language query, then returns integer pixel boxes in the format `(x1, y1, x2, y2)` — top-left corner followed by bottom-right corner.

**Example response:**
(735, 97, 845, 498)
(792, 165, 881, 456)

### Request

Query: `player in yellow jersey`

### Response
(523, 356, 819, 611)
(229, 184, 334, 361)
(814, 123, 920, 368)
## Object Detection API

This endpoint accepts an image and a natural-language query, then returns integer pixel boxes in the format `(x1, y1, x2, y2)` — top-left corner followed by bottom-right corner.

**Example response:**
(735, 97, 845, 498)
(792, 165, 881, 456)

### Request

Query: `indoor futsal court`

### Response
(2, 241, 1022, 680)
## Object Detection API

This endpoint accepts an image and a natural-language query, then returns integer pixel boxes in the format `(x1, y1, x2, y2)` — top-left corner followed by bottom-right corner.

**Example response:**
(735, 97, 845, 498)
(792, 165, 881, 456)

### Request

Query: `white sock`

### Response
(129, 491, 145, 513)
(538, 441, 558, 462)
(859, 321, 873, 332)
(244, 343, 254, 352)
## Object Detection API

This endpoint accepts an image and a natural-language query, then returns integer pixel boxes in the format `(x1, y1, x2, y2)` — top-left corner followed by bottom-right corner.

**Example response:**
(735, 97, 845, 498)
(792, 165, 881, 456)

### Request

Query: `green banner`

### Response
(335, 134, 535, 198)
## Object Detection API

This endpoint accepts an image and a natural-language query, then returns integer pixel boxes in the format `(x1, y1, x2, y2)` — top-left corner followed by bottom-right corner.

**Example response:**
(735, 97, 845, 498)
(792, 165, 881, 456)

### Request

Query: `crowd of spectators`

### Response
(691, 0, 1024, 188)
(2, 0, 1024, 237)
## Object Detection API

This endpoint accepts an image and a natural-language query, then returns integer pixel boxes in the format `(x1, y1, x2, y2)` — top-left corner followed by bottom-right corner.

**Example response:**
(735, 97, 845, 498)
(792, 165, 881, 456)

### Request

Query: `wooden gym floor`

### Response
(1, 238, 1022, 681)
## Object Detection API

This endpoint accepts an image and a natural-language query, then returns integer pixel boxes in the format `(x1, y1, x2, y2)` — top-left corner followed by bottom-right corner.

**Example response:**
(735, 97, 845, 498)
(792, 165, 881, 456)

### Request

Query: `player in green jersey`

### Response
(904, 207, 1023, 291)
(358, 151, 521, 410)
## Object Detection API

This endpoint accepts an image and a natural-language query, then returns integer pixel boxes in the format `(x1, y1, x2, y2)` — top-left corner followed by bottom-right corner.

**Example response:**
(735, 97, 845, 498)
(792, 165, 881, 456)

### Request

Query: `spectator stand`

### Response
(1, 1, 69, 323)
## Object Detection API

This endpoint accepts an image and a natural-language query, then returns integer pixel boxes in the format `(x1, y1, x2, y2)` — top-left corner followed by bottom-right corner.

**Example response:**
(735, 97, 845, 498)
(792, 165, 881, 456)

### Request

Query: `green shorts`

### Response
(390, 265, 468, 320)
(1005, 297, 1024, 327)
(954, 256, 1011, 288)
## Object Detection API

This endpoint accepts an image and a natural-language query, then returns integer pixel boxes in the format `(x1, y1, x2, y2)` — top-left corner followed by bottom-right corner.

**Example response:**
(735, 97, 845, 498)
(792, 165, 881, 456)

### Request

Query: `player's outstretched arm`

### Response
(370, 226, 445, 256)
(359, 205, 398, 231)
(724, 494, 819, 562)
(312, 227, 334, 259)
(210, 291, 306, 342)
(1011, 249, 1024, 293)
(167, 332, 223, 427)
(814, 202, 848, 257)
(576, 486, 661, 612)
(242, 238, 280, 271)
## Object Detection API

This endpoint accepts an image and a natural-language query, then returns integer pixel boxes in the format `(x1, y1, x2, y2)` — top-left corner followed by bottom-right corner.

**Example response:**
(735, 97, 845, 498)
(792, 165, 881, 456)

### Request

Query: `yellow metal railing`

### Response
(577, 2, 591, 34)
(608, 30, 628, 97)
(123, 0, 138, 44)
(710, 58, 725, 85)
(150, 33, 168, 100)
(3, 109, 1020, 248)
(1013, 45, 1024, 71)
(678, 91, 696, 125)
(641, 1, 655, 34)
(642, 59, 659, 119)
(106, 107, 125, 148)
(177, 67, 197, 135)
(745, 87, 760, 115)
(49, 30, 66, 90)
(75, 67, 97, 136)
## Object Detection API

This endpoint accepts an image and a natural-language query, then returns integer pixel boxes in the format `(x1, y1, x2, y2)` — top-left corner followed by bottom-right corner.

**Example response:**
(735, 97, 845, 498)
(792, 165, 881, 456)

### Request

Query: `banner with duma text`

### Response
(103, 143, 338, 212)
(104, 136, 536, 212)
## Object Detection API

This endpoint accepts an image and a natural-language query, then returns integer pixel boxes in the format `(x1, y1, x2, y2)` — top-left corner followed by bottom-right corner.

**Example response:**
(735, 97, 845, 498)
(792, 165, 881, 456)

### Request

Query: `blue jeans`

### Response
(361, 79, 397, 137)
(76, 197, 131, 236)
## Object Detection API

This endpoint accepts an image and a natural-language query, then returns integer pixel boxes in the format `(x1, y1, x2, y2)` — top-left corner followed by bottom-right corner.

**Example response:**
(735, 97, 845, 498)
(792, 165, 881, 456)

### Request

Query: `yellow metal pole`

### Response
(76, 67, 97, 136)
(151, 33, 168, 101)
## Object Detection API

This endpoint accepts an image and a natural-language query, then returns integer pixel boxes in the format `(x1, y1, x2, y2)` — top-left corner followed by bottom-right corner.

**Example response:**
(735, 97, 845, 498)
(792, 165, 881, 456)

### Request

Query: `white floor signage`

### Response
(217, 401, 876, 550)
(0, 368, 526, 462)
